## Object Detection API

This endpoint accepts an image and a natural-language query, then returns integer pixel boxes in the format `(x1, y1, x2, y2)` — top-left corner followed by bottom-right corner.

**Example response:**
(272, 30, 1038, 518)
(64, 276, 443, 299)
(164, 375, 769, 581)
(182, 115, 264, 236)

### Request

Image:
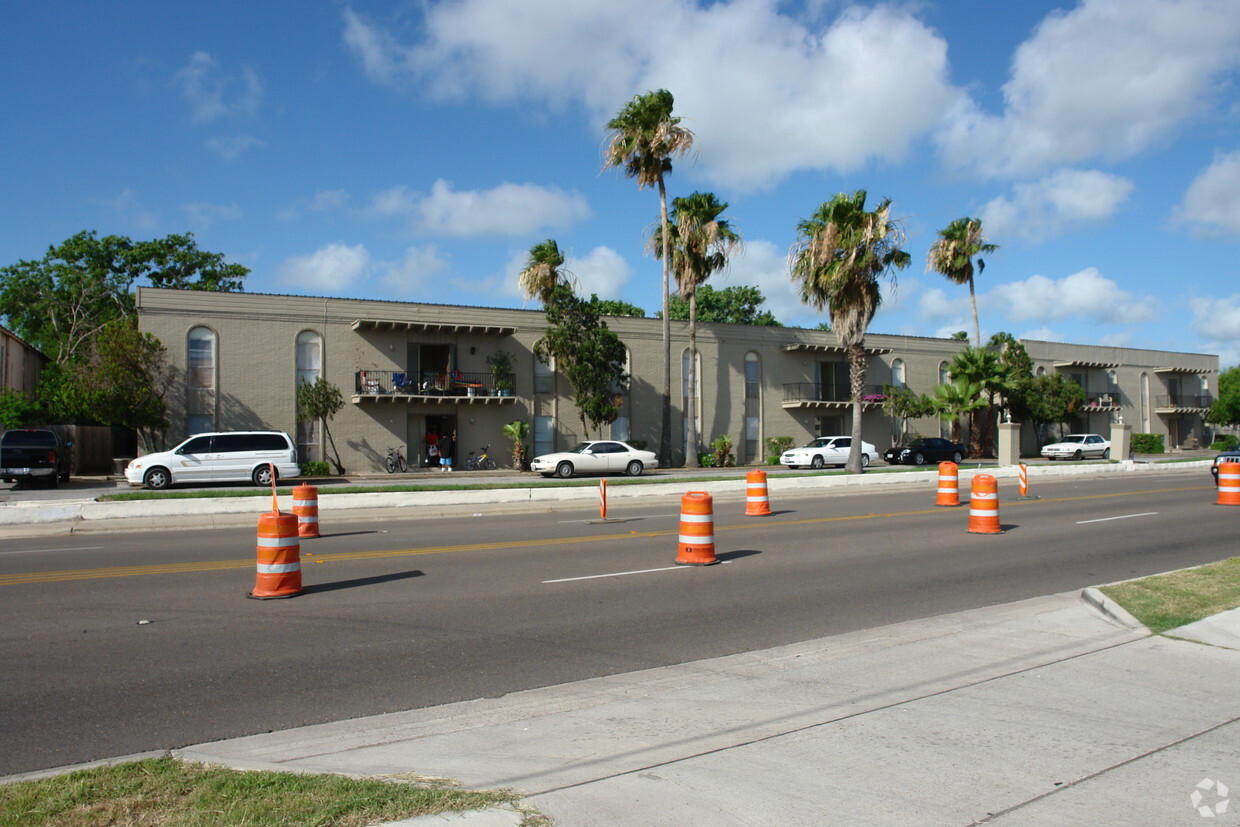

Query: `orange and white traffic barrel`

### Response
(1217, 461, 1240, 506)
(935, 462, 960, 507)
(967, 474, 1003, 534)
(292, 483, 320, 538)
(1018, 463, 1029, 498)
(676, 491, 718, 565)
(249, 511, 303, 598)
(599, 479, 608, 519)
(745, 468, 771, 516)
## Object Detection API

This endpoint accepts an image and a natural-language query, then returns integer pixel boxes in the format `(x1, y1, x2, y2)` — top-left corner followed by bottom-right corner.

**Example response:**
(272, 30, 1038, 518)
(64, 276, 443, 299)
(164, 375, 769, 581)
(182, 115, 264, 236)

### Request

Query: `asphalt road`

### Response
(0, 472, 1227, 776)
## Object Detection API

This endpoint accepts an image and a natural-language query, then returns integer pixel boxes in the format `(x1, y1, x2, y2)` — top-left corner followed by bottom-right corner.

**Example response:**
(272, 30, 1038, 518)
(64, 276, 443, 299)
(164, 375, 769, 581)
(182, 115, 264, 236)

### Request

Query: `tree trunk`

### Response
(657, 175, 674, 468)
(847, 342, 867, 474)
(685, 291, 700, 468)
(322, 419, 345, 475)
(969, 276, 981, 347)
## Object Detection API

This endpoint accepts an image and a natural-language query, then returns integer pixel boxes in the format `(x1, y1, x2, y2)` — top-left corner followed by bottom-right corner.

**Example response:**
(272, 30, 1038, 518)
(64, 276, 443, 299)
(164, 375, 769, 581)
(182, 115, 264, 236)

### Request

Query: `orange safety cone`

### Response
(935, 462, 960, 507)
(745, 468, 772, 516)
(292, 483, 320, 538)
(1018, 463, 1029, 498)
(1217, 461, 1240, 506)
(249, 511, 303, 598)
(676, 491, 718, 565)
(966, 474, 1003, 534)
(599, 479, 608, 519)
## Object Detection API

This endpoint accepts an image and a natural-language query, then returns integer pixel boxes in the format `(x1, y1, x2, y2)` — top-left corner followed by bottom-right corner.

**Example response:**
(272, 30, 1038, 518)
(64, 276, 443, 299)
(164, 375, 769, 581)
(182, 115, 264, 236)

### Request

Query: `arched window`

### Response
(187, 326, 216, 434)
(891, 358, 906, 388)
(295, 331, 322, 461)
(744, 352, 761, 463)
(938, 361, 950, 384)
(1140, 372, 1151, 431)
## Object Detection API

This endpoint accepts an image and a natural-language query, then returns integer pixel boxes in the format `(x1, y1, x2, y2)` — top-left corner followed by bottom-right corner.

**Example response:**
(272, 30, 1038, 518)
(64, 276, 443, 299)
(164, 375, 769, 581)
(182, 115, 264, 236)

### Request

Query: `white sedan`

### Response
(780, 436, 879, 469)
(1040, 433, 1111, 461)
(531, 440, 659, 478)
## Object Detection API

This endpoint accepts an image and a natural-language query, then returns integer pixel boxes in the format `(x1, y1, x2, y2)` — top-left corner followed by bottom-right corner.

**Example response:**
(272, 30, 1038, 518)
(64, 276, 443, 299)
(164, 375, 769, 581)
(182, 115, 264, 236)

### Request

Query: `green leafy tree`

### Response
(535, 284, 629, 438)
(592, 298, 646, 317)
(661, 285, 781, 326)
(0, 231, 247, 364)
(987, 332, 1034, 425)
(1022, 373, 1086, 445)
(789, 190, 910, 473)
(881, 384, 937, 445)
(653, 191, 741, 467)
(0, 387, 39, 430)
(296, 378, 346, 475)
(949, 330, 969, 341)
(927, 217, 998, 347)
(604, 89, 694, 467)
(502, 419, 530, 470)
(1206, 366, 1240, 427)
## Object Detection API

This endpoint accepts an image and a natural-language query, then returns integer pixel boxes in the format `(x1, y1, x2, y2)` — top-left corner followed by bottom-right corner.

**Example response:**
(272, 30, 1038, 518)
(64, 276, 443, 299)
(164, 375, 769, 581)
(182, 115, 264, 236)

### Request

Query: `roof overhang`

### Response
(782, 343, 893, 356)
(1053, 360, 1119, 369)
(1153, 366, 1206, 375)
(351, 319, 517, 335)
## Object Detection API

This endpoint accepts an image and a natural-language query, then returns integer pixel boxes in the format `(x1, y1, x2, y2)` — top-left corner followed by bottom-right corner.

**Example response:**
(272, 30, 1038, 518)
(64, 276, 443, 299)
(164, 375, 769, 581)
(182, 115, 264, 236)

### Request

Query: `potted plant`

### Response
(487, 349, 515, 397)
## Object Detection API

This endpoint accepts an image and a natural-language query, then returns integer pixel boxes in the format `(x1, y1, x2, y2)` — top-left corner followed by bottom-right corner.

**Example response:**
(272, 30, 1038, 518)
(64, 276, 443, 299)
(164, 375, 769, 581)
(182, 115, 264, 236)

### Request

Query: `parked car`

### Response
(781, 436, 878, 469)
(0, 428, 72, 487)
(883, 437, 966, 466)
(530, 440, 658, 479)
(1210, 450, 1240, 486)
(1040, 433, 1110, 461)
(125, 431, 300, 489)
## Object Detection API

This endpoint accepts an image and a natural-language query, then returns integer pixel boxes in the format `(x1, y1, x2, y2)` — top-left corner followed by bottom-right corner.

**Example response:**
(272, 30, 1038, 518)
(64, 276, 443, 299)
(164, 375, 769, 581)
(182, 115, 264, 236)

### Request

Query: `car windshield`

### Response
(1060, 436, 1087, 444)
(805, 439, 831, 447)
(566, 443, 593, 454)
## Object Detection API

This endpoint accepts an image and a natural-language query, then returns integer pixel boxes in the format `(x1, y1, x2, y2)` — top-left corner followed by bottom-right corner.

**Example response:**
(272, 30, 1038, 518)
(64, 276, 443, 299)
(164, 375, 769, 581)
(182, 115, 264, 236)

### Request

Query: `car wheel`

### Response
(143, 467, 171, 490)
(253, 465, 276, 486)
(1102, 448, 1110, 460)
(625, 460, 643, 477)
(555, 461, 574, 479)
(811, 455, 825, 469)
(861, 454, 870, 468)
(785, 465, 799, 470)
(951, 451, 963, 464)
(1072, 449, 1083, 461)
(913, 452, 927, 466)
(46, 473, 60, 489)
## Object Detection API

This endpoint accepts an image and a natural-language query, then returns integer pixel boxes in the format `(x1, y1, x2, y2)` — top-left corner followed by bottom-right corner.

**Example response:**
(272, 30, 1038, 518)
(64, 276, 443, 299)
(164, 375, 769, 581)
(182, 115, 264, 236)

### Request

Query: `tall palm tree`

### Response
(603, 89, 694, 467)
(653, 191, 741, 467)
(517, 239, 571, 306)
(927, 217, 997, 347)
(789, 190, 910, 473)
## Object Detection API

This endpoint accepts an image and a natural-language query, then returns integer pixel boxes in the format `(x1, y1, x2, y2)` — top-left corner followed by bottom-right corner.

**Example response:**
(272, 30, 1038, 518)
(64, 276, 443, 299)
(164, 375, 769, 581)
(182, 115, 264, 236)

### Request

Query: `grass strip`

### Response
(1099, 557, 1240, 634)
(0, 756, 544, 827)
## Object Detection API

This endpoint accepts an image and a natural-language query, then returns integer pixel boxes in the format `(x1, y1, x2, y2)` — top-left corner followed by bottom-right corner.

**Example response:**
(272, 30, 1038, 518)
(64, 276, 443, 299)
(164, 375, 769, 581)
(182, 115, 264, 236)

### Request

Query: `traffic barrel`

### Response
(599, 479, 608, 519)
(676, 491, 718, 565)
(1217, 461, 1240, 506)
(966, 474, 1003, 534)
(935, 462, 960, 507)
(249, 511, 303, 598)
(1018, 463, 1029, 498)
(745, 468, 771, 516)
(292, 483, 320, 538)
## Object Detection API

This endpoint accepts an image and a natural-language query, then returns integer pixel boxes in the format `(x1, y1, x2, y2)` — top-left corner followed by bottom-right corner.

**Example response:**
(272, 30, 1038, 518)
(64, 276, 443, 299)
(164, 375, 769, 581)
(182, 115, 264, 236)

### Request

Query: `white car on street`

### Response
(530, 440, 658, 478)
(781, 436, 879, 469)
(1040, 433, 1111, 461)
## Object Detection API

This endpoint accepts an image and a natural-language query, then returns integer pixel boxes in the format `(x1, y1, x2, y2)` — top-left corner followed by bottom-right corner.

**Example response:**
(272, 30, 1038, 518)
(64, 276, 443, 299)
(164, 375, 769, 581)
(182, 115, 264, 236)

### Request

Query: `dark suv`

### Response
(1, 428, 72, 487)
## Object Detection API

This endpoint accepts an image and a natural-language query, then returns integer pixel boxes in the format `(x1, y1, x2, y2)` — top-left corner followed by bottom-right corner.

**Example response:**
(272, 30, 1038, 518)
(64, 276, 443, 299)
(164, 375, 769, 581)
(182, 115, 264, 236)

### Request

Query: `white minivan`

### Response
(125, 431, 300, 490)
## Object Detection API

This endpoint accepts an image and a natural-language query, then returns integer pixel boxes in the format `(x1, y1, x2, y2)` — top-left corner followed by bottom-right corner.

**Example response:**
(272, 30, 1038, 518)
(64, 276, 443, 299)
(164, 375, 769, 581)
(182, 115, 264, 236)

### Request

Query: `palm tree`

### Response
(948, 346, 1014, 457)
(933, 376, 988, 444)
(789, 190, 910, 473)
(653, 191, 741, 467)
(517, 239, 571, 306)
(603, 89, 694, 467)
(927, 217, 997, 347)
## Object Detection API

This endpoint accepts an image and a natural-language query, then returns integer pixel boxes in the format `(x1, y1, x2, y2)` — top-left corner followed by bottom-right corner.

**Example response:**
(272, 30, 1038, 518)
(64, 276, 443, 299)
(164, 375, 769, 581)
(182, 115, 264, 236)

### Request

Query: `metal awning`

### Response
(1053, 359, 1119, 368)
(781, 343, 893, 355)
(1153, 366, 1206, 374)
(351, 319, 517, 335)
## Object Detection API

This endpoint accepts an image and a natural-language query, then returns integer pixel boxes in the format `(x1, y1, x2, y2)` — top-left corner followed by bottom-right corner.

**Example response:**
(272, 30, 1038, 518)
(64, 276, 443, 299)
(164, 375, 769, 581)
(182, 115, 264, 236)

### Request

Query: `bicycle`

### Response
(464, 444, 498, 471)
(385, 445, 408, 473)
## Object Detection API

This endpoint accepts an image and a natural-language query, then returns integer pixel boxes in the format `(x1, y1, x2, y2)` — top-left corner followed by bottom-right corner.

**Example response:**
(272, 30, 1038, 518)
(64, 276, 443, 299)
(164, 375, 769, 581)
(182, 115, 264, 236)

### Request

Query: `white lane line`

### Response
(0, 545, 106, 556)
(1076, 512, 1158, 525)
(544, 560, 730, 583)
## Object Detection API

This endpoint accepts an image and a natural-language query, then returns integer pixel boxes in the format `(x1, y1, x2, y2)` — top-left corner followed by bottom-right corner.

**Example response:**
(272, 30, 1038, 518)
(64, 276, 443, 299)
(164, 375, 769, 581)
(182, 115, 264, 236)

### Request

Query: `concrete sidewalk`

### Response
(174, 591, 1240, 825)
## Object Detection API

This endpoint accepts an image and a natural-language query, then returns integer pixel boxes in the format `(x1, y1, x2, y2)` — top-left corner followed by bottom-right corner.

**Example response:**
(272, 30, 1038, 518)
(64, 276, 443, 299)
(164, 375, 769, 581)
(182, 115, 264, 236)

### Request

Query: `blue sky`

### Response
(4, 0, 1240, 365)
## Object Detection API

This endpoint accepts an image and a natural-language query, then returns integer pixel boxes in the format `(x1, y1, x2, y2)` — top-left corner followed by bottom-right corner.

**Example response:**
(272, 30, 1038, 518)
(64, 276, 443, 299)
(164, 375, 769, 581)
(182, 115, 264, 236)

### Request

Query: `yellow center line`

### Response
(0, 484, 1210, 586)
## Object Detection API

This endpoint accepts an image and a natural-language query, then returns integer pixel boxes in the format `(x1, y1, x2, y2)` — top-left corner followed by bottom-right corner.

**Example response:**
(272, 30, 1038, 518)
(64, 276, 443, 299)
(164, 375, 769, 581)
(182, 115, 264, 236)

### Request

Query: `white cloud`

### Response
(937, 0, 1240, 178)
(415, 179, 591, 237)
(171, 51, 262, 124)
(1190, 294, 1240, 350)
(918, 286, 971, 326)
(182, 201, 242, 229)
(987, 267, 1157, 326)
(277, 242, 371, 292)
(377, 246, 451, 296)
(342, 2, 961, 191)
(205, 134, 265, 160)
(277, 189, 352, 221)
(710, 239, 810, 326)
(365, 185, 419, 218)
(980, 169, 1134, 242)
(1174, 149, 1240, 237)
(93, 189, 158, 232)
(573, 246, 632, 300)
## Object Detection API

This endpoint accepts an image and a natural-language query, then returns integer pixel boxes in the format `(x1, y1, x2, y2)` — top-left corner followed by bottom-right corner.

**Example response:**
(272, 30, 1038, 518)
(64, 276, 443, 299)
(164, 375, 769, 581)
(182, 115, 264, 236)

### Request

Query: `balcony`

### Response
(353, 370, 517, 404)
(1155, 394, 1213, 414)
(782, 383, 885, 409)
(1082, 393, 1120, 412)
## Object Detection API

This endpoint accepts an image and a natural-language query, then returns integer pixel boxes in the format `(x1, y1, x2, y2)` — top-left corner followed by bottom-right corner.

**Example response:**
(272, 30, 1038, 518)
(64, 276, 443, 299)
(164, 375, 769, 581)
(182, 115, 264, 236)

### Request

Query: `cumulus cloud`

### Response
(278, 242, 371, 292)
(709, 239, 811, 326)
(171, 51, 262, 123)
(182, 201, 242, 229)
(980, 169, 1134, 242)
(93, 189, 158, 232)
(987, 267, 1157, 327)
(377, 246, 451, 296)
(1174, 149, 1240, 237)
(341, 1, 961, 191)
(205, 134, 265, 160)
(414, 179, 591, 237)
(918, 286, 971, 327)
(573, 246, 632, 300)
(937, 0, 1240, 178)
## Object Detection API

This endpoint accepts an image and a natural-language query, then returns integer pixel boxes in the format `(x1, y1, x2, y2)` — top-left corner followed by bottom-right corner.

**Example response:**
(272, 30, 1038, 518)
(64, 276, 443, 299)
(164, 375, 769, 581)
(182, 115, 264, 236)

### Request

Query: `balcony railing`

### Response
(355, 370, 515, 398)
(1155, 394, 1213, 409)
(1083, 392, 1121, 409)
(783, 383, 885, 404)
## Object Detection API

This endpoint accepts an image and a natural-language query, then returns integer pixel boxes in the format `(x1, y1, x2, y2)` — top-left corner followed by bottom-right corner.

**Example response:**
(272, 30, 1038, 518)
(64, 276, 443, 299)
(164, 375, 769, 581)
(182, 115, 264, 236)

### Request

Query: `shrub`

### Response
(1131, 433, 1165, 454)
(711, 434, 735, 468)
(1210, 435, 1238, 451)
(698, 452, 717, 467)
(765, 436, 794, 465)
(299, 461, 331, 476)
